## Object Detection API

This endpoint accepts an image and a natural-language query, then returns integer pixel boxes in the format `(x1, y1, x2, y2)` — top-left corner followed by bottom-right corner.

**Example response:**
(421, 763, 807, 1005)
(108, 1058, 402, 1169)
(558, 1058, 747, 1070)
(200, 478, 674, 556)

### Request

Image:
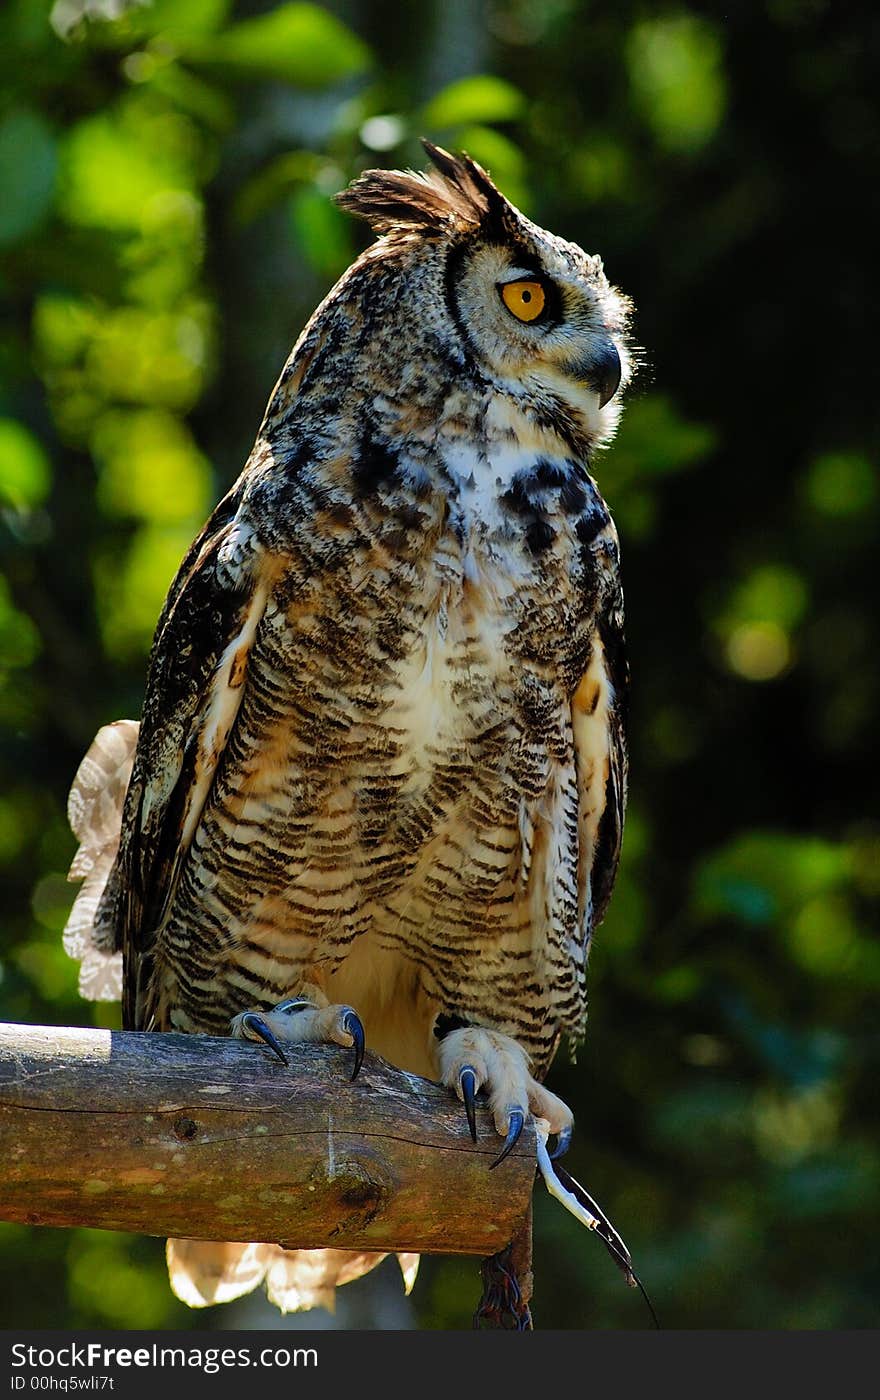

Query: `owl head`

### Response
(334, 141, 632, 453)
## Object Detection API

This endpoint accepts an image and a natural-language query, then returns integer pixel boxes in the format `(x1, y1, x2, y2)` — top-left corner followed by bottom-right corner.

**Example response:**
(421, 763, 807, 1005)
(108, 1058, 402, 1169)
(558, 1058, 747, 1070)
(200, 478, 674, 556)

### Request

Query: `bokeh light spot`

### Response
(726, 620, 791, 680)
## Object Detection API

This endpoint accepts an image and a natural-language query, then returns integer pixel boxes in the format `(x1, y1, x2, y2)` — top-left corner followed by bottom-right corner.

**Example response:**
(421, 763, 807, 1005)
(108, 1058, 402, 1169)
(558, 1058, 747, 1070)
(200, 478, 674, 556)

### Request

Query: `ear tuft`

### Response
(335, 141, 512, 237)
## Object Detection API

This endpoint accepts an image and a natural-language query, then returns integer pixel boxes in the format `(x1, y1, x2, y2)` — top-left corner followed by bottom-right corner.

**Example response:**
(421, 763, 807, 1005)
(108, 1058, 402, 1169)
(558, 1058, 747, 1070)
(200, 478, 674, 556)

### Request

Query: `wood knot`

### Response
(322, 1155, 390, 1232)
(173, 1117, 198, 1141)
(339, 1176, 381, 1210)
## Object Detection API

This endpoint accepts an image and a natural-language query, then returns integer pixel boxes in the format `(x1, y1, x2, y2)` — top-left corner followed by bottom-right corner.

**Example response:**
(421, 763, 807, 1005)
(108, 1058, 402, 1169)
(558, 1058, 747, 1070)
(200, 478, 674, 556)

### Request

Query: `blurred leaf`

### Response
(138, 61, 235, 133)
(31, 872, 76, 934)
(124, 191, 205, 308)
(69, 1232, 177, 1327)
(233, 149, 320, 225)
(179, 3, 371, 87)
(135, 0, 231, 37)
(60, 103, 198, 232)
(91, 408, 213, 524)
(627, 14, 726, 153)
(0, 108, 57, 246)
(786, 895, 872, 982)
(721, 565, 809, 632)
(5, 0, 57, 48)
(422, 75, 525, 129)
(0, 665, 40, 731)
(568, 136, 634, 202)
(32, 295, 97, 367)
(0, 418, 51, 510)
(850, 828, 880, 898)
(94, 523, 196, 659)
(693, 831, 850, 927)
(644, 702, 704, 766)
(651, 965, 703, 1003)
(84, 302, 212, 412)
(605, 394, 716, 488)
(13, 936, 77, 1000)
(597, 869, 647, 955)
(290, 184, 354, 279)
(0, 791, 34, 863)
(0, 575, 41, 669)
(31, 284, 214, 442)
(804, 451, 877, 518)
(603, 394, 714, 537)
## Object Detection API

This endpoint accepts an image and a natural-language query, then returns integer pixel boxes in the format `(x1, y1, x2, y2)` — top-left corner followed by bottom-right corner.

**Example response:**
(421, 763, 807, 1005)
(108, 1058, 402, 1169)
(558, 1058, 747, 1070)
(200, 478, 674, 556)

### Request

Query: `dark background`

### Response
(1, 0, 877, 1329)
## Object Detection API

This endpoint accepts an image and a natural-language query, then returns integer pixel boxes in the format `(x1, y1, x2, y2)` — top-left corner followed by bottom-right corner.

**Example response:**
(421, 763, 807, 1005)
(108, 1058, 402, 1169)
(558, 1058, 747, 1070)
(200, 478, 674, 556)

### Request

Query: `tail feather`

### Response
(166, 1240, 273, 1308)
(64, 719, 139, 1001)
(167, 1239, 419, 1314)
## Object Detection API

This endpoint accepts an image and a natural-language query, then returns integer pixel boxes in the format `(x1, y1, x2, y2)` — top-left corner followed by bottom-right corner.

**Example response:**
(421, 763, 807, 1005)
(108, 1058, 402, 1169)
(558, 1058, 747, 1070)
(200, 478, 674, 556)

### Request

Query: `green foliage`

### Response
(601, 393, 716, 536)
(626, 14, 726, 153)
(0, 573, 41, 669)
(177, 3, 370, 86)
(0, 108, 57, 246)
(1, 0, 877, 1333)
(59, 101, 200, 231)
(804, 452, 877, 519)
(421, 75, 526, 129)
(0, 418, 52, 510)
(289, 184, 354, 279)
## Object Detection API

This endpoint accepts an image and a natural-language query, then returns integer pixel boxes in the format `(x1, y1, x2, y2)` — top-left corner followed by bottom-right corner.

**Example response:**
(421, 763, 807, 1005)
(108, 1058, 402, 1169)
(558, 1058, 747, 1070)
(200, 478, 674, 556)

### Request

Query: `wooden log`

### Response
(0, 1022, 535, 1256)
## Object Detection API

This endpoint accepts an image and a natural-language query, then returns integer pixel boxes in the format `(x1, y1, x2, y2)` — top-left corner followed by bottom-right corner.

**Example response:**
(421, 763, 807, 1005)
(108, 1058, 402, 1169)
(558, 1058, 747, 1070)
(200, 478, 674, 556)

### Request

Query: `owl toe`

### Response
(438, 1024, 571, 1166)
(231, 997, 366, 1080)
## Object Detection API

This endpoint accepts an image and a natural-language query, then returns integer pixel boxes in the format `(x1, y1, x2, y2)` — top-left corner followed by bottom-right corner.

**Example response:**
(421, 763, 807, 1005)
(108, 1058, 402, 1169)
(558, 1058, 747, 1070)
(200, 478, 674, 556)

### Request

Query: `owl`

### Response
(64, 143, 632, 1317)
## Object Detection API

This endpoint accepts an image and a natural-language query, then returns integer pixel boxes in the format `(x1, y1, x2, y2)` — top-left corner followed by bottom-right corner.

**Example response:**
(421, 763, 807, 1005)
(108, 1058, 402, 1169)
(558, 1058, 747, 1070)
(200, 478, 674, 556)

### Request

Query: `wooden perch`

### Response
(0, 1021, 535, 1256)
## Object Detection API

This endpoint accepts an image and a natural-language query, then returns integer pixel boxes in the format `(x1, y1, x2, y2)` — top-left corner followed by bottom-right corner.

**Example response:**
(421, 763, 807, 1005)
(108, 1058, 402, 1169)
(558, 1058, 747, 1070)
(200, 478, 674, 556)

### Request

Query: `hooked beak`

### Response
(568, 340, 622, 409)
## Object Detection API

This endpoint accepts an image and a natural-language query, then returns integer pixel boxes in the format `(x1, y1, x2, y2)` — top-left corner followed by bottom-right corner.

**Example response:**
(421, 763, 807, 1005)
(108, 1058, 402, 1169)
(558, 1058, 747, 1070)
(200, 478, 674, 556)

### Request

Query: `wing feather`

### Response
(572, 592, 628, 951)
(103, 500, 273, 1029)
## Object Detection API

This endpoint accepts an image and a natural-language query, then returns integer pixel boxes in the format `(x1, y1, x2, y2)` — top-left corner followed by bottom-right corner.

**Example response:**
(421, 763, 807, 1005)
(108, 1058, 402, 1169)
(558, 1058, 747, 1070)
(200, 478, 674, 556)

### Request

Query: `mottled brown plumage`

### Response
(65, 144, 632, 1313)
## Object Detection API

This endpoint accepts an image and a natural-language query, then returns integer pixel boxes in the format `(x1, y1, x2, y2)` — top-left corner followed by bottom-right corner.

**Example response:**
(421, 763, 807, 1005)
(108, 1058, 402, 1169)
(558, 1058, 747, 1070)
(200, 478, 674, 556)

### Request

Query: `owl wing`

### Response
(572, 585, 628, 950)
(104, 484, 277, 1030)
(519, 557, 627, 1062)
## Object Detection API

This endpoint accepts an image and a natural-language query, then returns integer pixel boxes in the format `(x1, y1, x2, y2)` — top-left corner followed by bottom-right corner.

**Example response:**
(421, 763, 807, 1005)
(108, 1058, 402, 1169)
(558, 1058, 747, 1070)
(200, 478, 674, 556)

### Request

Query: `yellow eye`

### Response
(500, 279, 546, 323)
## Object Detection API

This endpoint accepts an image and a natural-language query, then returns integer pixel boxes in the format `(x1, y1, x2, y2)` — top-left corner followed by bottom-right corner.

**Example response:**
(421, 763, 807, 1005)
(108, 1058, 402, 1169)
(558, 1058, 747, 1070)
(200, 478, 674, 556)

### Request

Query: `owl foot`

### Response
(231, 997, 365, 1081)
(437, 1025, 573, 1168)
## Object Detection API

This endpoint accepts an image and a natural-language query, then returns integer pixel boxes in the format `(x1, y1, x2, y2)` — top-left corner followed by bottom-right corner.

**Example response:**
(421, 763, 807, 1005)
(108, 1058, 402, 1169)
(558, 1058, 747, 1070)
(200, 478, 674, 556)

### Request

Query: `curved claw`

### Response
(490, 1108, 525, 1169)
(549, 1123, 572, 1160)
(459, 1065, 478, 1143)
(342, 1009, 365, 1081)
(240, 1012, 289, 1067)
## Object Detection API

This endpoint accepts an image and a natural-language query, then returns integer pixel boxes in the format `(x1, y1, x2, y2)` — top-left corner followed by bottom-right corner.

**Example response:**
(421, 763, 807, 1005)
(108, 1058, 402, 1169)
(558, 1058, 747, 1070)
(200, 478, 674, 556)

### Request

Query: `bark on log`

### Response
(0, 1022, 535, 1256)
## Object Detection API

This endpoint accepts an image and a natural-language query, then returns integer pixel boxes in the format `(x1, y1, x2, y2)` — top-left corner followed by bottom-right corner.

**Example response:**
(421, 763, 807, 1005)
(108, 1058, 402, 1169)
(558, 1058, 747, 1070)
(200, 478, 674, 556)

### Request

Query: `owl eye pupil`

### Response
(500, 278, 547, 323)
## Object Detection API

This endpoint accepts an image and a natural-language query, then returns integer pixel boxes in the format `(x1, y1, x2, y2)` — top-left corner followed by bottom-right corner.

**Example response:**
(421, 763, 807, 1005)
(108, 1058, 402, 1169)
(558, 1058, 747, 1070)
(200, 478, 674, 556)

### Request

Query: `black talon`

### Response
(459, 1066, 478, 1142)
(490, 1108, 525, 1169)
(549, 1124, 572, 1160)
(343, 1009, 365, 1080)
(240, 1012, 289, 1066)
